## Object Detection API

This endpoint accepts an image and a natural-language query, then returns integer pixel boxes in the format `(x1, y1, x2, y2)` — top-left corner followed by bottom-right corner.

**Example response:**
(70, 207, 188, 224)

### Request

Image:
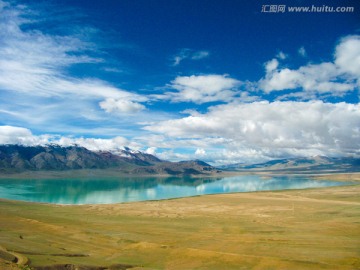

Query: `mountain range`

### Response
(1, 144, 359, 175)
(220, 156, 360, 173)
(0, 144, 218, 175)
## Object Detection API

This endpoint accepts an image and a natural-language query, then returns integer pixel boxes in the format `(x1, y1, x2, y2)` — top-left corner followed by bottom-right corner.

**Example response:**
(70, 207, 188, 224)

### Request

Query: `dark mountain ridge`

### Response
(0, 144, 218, 175)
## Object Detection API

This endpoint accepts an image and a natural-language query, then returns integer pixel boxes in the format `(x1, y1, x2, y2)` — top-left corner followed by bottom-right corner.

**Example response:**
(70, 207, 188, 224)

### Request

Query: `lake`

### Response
(0, 175, 348, 205)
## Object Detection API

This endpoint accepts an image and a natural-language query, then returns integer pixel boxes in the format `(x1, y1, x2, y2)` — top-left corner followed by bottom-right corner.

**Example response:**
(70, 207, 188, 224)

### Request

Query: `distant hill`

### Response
(131, 160, 216, 175)
(0, 144, 218, 175)
(220, 156, 360, 173)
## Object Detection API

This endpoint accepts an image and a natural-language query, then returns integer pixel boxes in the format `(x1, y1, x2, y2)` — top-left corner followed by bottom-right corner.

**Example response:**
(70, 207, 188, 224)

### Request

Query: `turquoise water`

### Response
(0, 175, 347, 205)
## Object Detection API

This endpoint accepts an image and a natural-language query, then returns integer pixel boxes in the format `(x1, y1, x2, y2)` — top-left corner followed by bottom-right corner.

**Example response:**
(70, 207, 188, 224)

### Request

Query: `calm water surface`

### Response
(0, 175, 347, 205)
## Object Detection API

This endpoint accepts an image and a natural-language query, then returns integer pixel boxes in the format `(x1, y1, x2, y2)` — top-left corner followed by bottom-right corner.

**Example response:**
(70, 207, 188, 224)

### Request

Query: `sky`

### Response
(0, 0, 359, 165)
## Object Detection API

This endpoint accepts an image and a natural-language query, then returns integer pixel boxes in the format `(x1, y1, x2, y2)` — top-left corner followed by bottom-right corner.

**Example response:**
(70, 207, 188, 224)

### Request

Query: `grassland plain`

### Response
(0, 173, 359, 270)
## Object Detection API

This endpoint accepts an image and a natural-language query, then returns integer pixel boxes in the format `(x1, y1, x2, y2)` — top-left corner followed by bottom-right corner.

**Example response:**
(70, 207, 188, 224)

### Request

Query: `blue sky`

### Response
(0, 0, 359, 164)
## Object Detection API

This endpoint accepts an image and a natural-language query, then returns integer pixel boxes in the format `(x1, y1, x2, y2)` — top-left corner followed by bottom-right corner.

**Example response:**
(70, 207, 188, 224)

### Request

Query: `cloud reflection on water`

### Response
(0, 175, 346, 204)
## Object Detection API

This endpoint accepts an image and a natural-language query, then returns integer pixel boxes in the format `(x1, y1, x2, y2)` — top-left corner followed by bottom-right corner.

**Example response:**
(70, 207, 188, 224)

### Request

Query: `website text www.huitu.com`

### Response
(261, 4, 355, 13)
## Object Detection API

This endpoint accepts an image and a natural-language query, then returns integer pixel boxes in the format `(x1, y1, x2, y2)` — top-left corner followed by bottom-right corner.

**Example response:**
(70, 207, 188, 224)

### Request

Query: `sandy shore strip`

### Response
(310, 172, 360, 181)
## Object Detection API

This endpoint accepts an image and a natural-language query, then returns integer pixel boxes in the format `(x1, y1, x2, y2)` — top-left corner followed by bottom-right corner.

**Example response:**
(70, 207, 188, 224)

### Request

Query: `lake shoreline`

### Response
(0, 172, 358, 205)
(0, 169, 359, 180)
(0, 169, 226, 179)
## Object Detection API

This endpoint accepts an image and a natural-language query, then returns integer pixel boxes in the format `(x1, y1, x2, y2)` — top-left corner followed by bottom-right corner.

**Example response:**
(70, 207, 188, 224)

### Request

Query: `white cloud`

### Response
(335, 35, 360, 78)
(195, 148, 206, 156)
(102, 67, 123, 73)
(265, 58, 279, 73)
(99, 98, 145, 114)
(145, 101, 360, 163)
(145, 147, 157, 155)
(191, 50, 210, 60)
(298, 46, 306, 57)
(260, 35, 360, 95)
(164, 74, 241, 103)
(154, 150, 190, 162)
(172, 49, 209, 66)
(0, 125, 50, 145)
(0, 1, 146, 113)
(136, 134, 230, 150)
(0, 125, 139, 151)
(57, 136, 134, 151)
(260, 68, 302, 92)
(173, 56, 183, 66)
(277, 51, 287, 60)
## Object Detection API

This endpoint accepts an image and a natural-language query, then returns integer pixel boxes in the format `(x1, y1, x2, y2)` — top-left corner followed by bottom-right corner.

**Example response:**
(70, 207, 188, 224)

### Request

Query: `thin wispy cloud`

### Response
(298, 46, 307, 57)
(276, 51, 287, 60)
(172, 49, 210, 66)
(0, 1, 146, 111)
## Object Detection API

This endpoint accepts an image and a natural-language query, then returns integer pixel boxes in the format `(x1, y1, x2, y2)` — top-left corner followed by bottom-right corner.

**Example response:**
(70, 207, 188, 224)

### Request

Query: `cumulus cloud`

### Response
(0, 125, 50, 145)
(172, 49, 209, 66)
(195, 148, 206, 156)
(163, 74, 241, 103)
(335, 35, 360, 78)
(265, 59, 279, 73)
(145, 147, 157, 155)
(99, 98, 145, 114)
(145, 101, 360, 163)
(260, 62, 355, 93)
(260, 35, 360, 95)
(0, 125, 137, 151)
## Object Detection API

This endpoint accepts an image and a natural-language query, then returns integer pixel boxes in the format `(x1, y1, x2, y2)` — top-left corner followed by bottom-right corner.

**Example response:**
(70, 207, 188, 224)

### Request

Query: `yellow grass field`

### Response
(0, 173, 359, 270)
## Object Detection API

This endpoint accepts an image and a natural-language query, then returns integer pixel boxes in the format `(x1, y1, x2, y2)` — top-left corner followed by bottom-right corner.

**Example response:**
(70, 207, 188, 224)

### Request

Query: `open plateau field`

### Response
(0, 173, 359, 270)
